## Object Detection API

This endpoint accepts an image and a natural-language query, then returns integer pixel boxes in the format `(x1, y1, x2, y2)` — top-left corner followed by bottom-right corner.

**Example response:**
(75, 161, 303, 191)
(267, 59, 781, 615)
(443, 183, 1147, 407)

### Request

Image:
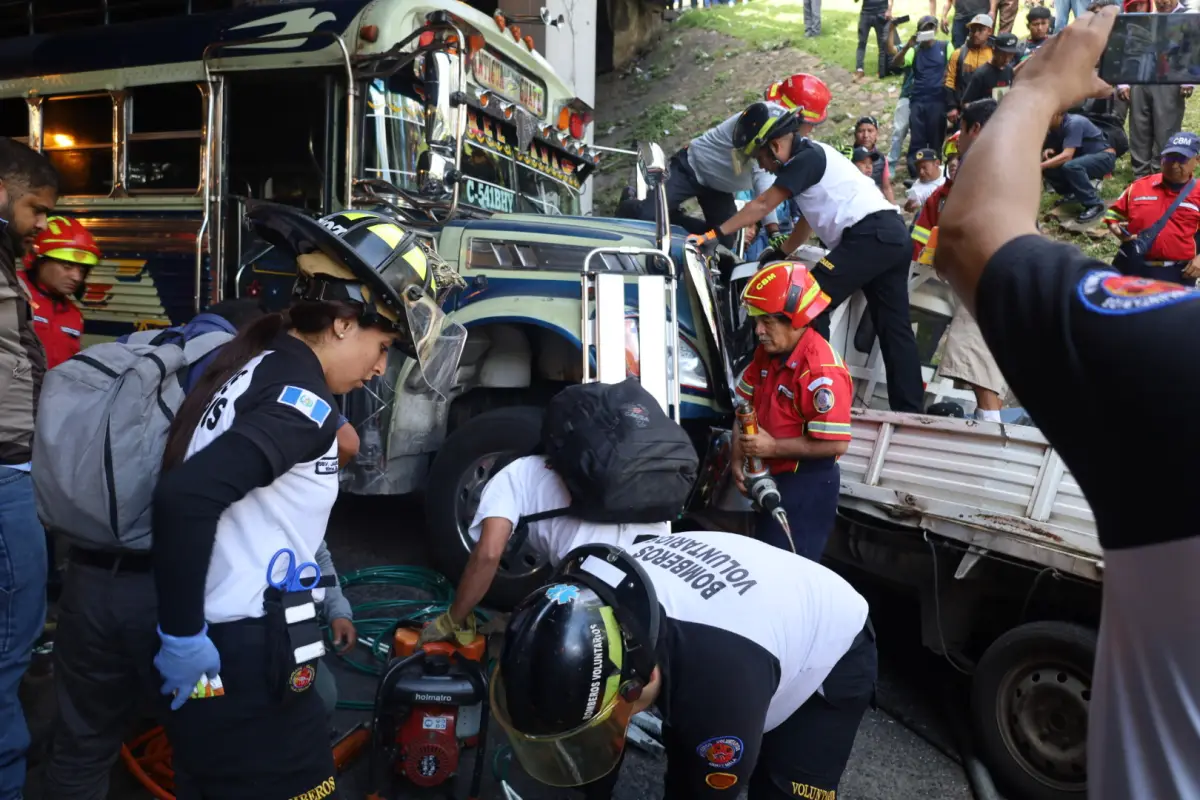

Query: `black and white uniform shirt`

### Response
(183, 333, 340, 624)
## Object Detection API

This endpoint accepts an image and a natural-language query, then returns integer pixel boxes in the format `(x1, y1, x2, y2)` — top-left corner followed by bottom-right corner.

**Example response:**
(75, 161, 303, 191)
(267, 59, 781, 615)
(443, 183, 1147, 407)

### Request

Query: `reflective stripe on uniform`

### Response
(736, 378, 756, 398)
(912, 225, 931, 245)
(806, 420, 852, 437)
(1103, 207, 1128, 222)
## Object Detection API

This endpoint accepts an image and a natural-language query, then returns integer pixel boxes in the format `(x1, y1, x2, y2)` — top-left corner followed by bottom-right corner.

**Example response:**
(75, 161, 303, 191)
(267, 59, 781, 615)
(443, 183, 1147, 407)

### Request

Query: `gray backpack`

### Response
(32, 328, 233, 553)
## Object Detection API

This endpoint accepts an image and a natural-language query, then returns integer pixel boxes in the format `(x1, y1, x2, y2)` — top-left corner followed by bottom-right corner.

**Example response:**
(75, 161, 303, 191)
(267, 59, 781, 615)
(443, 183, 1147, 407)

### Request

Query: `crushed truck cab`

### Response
(339, 213, 729, 497)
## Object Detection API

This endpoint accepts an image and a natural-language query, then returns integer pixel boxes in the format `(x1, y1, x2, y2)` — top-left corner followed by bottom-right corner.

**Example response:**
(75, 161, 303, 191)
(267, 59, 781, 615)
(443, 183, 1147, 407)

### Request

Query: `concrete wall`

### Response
(607, 0, 664, 71)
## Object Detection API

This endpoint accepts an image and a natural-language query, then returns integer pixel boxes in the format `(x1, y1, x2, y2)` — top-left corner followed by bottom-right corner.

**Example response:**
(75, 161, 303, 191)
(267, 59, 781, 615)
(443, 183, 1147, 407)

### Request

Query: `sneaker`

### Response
(1077, 204, 1105, 224)
(1052, 193, 1077, 207)
(855, 69, 865, 79)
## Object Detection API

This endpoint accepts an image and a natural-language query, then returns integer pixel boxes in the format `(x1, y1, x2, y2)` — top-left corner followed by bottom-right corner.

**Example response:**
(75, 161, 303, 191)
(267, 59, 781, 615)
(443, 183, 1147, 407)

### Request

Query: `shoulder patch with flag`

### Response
(277, 386, 332, 426)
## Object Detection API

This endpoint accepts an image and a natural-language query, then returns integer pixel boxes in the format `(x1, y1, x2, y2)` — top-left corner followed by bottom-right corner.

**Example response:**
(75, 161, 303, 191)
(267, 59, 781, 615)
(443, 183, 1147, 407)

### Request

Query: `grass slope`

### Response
(613, 0, 1200, 260)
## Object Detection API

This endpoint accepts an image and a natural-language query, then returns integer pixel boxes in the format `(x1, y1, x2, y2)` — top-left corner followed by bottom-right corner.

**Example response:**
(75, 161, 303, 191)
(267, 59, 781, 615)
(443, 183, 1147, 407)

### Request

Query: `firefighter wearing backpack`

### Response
(493, 538, 876, 799)
(18, 216, 98, 369)
(145, 202, 464, 800)
(420, 378, 698, 646)
(733, 263, 852, 562)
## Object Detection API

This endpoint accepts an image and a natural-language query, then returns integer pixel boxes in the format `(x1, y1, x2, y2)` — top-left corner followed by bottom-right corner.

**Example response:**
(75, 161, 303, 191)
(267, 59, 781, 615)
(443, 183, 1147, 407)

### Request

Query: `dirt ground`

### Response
(590, 26, 905, 213)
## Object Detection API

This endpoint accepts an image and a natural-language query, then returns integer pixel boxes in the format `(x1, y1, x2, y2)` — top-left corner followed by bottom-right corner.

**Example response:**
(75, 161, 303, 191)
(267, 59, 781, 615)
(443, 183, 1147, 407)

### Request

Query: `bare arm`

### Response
(892, 38, 915, 69)
(1040, 146, 1076, 169)
(779, 216, 814, 254)
(717, 184, 793, 238)
(882, 174, 896, 204)
(937, 7, 1117, 313)
(448, 517, 512, 624)
(336, 422, 360, 468)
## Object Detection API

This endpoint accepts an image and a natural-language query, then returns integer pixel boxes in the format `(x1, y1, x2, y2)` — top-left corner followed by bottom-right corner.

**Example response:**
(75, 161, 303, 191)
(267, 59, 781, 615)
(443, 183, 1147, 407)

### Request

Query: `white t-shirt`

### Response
(469, 455, 669, 565)
(623, 531, 869, 730)
(907, 175, 946, 208)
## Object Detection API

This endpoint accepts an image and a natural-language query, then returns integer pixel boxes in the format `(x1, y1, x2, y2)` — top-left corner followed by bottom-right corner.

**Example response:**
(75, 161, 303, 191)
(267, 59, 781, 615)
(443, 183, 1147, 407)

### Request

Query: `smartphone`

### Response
(1099, 12, 1200, 85)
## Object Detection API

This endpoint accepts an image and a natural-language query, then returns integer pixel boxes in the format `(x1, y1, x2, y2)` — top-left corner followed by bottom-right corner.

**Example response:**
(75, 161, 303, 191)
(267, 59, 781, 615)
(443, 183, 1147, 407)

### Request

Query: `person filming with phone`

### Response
(934, 7, 1200, 798)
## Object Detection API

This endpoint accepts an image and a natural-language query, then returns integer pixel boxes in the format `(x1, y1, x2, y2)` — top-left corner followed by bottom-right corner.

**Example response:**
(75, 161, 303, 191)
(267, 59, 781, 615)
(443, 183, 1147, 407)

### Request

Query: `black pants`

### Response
(583, 626, 876, 800)
(856, 11, 889, 78)
(1112, 248, 1189, 285)
(667, 625, 875, 798)
(907, 97, 947, 178)
(616, 150, 737, 247)
(757, 461, 839, 562)
(810, 211, 925, 413)
(44, 551, 161, 800)
(165, 618, 337, 800)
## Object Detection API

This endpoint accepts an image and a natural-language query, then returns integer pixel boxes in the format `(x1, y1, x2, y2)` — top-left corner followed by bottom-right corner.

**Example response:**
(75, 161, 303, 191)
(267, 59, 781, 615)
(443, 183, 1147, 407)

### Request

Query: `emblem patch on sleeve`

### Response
(1077, 270, 1200, 316)
(697, 735, 744, 768)
(813, 386, 835, 414)
(277, 386, 332, 426)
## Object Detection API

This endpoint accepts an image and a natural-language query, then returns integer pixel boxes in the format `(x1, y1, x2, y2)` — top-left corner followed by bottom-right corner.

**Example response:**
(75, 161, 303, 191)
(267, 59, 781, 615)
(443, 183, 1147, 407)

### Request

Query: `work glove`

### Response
(417, 610, 477, 648)
(758, 246, 786, 264)
(767, 232, 789, 252)
(685, 229, 721, 256)
(155, 625, 222, 711)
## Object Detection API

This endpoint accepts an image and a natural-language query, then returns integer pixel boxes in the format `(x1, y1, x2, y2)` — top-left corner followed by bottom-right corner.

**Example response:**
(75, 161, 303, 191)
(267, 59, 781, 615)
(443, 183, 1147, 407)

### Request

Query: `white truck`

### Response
(697, 247, 1101, 800)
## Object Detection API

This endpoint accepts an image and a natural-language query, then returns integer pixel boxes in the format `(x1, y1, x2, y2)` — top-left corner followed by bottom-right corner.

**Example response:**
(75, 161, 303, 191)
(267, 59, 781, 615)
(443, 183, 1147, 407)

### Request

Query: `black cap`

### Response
(1027, 4, 1052, 18)
(915, 147, 939, 162)
(989, 32, 1022, 52)
(852, 146, 880, 163)
(918, 13, 939, 29)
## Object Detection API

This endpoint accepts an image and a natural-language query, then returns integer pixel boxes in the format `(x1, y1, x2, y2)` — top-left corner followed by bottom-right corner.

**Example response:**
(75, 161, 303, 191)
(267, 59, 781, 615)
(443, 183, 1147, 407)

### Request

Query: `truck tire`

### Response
(424, 405, 549, 609)
(971, 620, 1096, 800)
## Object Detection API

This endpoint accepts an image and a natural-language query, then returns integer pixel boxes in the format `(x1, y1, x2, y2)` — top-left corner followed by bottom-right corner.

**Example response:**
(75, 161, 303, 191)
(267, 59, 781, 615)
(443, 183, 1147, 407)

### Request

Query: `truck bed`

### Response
(839, 409, 1102, 582)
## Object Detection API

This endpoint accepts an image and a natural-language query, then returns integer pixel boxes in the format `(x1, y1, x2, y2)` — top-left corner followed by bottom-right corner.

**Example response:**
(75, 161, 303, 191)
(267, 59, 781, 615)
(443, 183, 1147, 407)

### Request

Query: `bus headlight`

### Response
(624, 318, 709, 392)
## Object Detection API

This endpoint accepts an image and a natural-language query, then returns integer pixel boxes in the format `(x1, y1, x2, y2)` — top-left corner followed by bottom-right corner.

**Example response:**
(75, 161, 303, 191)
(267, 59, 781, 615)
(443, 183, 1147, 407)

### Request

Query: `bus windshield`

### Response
(363, 79, 426, 193)
(363, 79, 582, 216)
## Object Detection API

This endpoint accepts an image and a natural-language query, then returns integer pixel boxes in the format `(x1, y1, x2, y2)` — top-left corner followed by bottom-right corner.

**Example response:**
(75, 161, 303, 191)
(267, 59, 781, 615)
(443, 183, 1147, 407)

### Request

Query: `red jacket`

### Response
(19, 272, 83, 369)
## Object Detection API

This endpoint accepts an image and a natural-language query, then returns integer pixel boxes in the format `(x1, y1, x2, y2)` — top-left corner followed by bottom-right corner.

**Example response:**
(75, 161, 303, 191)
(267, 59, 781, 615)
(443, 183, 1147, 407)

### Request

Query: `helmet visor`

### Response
(491, 667, 637, 787)
(401, 292, 467, 401)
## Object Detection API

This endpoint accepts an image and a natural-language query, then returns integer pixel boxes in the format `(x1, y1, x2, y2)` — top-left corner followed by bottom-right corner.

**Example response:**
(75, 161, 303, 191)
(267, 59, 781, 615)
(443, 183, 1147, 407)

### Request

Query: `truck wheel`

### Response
(971, 621, 1096, 800)
(425, 406, 549, 609)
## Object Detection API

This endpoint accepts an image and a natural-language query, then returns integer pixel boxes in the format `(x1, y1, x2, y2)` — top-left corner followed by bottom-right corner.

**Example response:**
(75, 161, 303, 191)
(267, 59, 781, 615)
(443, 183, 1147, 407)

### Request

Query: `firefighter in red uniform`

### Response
(19, 217, 100, 368)
(732, 262, 853, 561)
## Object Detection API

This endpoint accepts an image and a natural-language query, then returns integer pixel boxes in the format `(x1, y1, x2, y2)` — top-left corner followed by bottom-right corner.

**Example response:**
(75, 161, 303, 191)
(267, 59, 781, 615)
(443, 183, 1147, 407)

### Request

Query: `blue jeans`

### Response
(0, 469, 47, 799)
(1054, 0, 1087, 33)
(951, 13, 969, 48)
(1044, 151, 1116, 208)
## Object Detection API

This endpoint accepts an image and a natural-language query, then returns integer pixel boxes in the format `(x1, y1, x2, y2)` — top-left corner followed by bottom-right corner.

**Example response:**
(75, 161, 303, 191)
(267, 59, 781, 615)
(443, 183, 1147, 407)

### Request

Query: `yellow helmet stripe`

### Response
(598, 605, 624, 710)
(43, 247, 99, 266)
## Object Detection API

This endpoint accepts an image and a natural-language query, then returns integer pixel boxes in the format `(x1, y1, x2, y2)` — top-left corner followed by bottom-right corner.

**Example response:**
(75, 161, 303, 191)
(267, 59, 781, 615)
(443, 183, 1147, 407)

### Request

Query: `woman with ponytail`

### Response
(149, 202, 464, 800)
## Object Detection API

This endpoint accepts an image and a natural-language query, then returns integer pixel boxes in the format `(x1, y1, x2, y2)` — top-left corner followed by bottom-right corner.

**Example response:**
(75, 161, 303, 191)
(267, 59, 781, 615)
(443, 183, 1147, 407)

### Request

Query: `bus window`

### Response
(515, 163, 580, 216)
(127, 83, 203, 193)
(362, 79, 425, 192)
(224, 70, 334, 212)
(0, 98, 28, 145)
(42, 94, 114, 196)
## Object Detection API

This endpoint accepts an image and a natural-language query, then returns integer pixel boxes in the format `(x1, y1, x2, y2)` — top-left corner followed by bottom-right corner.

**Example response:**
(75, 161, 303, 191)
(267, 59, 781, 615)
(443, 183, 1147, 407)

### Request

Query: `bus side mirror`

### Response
(637, 141, 670, 257)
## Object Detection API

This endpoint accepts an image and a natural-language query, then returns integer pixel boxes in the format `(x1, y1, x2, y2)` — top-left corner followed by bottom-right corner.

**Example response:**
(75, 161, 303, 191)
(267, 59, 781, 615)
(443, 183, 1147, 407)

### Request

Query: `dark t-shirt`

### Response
(961, 62, 1014, 105)
(972, 233, 1200, 798)
(955, 0, 991, 15)
(1047, 113, 1111, 157)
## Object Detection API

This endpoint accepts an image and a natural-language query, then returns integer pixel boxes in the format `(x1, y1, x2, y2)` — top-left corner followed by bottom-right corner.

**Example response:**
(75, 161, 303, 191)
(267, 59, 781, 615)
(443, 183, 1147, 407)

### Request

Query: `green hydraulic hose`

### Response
(316, 564, 492, 710)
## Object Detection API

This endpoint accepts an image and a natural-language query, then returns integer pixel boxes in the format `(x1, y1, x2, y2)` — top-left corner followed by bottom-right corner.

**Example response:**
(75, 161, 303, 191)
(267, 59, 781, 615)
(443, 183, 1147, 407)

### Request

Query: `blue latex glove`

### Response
(155, 625, 222, 711)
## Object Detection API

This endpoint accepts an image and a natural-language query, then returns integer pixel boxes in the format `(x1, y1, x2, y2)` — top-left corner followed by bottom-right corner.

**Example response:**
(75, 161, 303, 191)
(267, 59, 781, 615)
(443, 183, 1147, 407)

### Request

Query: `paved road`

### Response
(23, 495, 975, 799)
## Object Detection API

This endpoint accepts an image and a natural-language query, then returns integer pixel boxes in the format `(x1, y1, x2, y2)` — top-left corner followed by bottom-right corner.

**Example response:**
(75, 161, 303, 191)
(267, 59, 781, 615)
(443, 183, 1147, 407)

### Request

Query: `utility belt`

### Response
(263, 577, 334, 702)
